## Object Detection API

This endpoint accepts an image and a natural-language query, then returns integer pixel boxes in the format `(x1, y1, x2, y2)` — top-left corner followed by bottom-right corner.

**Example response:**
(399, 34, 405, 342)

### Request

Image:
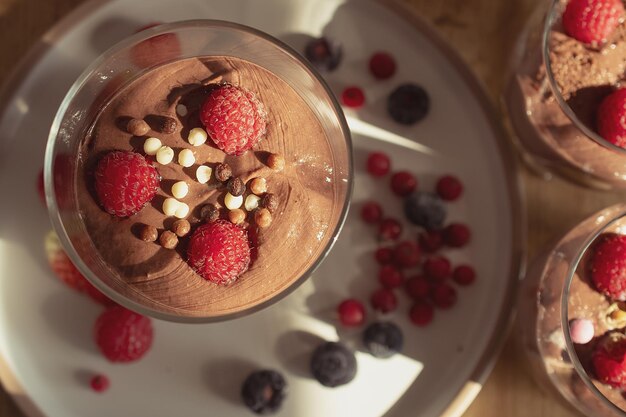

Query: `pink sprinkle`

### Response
(569, 318, 594, 344)
(90, 374, 110, 393)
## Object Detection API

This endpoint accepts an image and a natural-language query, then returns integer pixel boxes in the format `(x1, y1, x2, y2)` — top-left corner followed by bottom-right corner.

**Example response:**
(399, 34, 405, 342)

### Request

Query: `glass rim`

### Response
(44, 19, 354, 323)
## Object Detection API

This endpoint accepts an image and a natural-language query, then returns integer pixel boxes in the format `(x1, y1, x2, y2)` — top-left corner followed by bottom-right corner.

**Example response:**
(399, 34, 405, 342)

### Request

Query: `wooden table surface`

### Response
(2, 0, 625, 416)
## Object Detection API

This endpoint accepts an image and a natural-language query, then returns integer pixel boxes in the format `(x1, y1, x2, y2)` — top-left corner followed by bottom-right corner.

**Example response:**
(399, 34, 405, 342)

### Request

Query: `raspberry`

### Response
(424, 256, 451, 281)
(563, 0, 624, 44)
(444, 223, 471, 248)
(409, 301, 434, 326)
(361, 201, 383, 224)
(200, 85, 267, 155)
(431, 283, 457, 309)
(95, 306, 153, 362)
(379, 265, 404, 288)
(366, 152, 391, 177)
(94, 151, 159, 217)
(418, 230, 444, 253)
(590, 234, 626, 300)
(592, 332, 626, 389)
(337, 299, 366, 327)
(387, 84, 430, 125)
(187, 220, 251, 285)
(393, 240, 421, 268)
(436, 175, 463, 201)
(304, 37, 342, 71)
(597, 88, 626, 148)
(90, 374, 110, 393)
(241, 370, 287, 413)
(341, 86, 366, 108)
(453, 265, 476, 286)
(390, 171, 417, 197)
(378, 218, 403, 241)
(370, 288, 398, 313)
(405, 275, 430, 300)
(369, 52, 396, 80)
(131, 22, 182, 69)
(375, 247, 394, 265)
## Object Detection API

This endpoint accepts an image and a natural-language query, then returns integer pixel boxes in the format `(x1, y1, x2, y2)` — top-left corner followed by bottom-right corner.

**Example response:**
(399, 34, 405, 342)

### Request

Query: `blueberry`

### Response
(363, 321, 404, 359)
(241, 370, 287, 414)
(304, 37, 342, 71)
(387, 84, 430, 125)
(404, 192, 446, 230)
(310, 342, 357, 387)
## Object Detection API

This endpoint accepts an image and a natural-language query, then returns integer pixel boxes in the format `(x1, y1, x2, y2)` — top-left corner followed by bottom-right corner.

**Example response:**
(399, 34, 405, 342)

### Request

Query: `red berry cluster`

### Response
(340, 51, 397, 108)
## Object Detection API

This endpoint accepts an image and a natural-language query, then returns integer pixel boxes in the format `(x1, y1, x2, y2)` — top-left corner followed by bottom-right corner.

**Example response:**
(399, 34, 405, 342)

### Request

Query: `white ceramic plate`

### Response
(0, 0, 523, 416)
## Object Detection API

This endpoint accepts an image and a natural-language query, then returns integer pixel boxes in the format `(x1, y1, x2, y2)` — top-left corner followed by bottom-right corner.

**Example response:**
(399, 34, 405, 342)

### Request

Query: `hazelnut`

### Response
(200, 203, 220, 223)
(171, 219, 191, 237)
(127, 118, 150, 136)
(138, 224, 158, 242)
(227, 177, 245, 196)
(156, 116, 178, 134)
(260, 193, 278, 213)
(267, 153, 285, 171)
(249, 177, 267, 195)
(255, 208, 272, 228)
(215, 163, 233, 182)
(228, 209, 246, 225)
(159, 230, 178, 249)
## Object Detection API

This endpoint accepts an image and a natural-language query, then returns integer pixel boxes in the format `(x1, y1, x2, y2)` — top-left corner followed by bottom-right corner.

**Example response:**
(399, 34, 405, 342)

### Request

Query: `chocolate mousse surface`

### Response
(76, 56, 343, 318)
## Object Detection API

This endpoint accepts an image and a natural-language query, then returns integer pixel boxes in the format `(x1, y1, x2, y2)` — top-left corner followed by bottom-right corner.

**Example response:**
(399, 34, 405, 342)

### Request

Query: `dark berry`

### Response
(418, 230, 444, 253)
(387, 83, 429, 125)
(366, 152, 391, 177)
(370, 288, 398, 313)
(444, 223, 471, 247)
(453, 265, 476, 286)
(310, 342, 357, 387)
(404, 192, 446, 230)
(393, 240, 421, 268)
(431, 283, 457, 309)
(361, 201, 383, 224)
(409, 301, 434, 326)
(369, 52, 396, 80)
(375, 247, 394, 265)
(390, 171, 417, 197)
(90, 374, 110, 393)
(436, 175, 463, 201)
(405, 275, 430, 300)
(423, 256, 451, 281)
(379, 265, 404, 288)
(342, 86, 366, 108)
(363, 321, 404, 358)
(304, 37, 342, 71)
(337, 299, 366, 327)
(378, 218, 402, 241)
(241, 370, 287, 414)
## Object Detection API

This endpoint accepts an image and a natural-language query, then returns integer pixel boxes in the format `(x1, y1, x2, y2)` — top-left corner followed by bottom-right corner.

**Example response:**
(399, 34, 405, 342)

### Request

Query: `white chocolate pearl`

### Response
(156, 146, 174, 165)
(224, 193, 243, 210)
(196, 165, 212, 184)
(245, 194, 261, 211)
(163, 198, 180, 216)
(174, 202, 190, 219)
(178, 149, 195, 167)
(188, 128, 208, 146)
(176, 104, 188, 117)
(143, 137, 162, 155)
(172, 181, 189, 199)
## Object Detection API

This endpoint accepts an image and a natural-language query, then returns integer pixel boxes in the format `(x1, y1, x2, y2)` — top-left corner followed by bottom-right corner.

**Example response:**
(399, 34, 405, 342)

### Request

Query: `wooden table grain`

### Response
(2, 0, 623, 416)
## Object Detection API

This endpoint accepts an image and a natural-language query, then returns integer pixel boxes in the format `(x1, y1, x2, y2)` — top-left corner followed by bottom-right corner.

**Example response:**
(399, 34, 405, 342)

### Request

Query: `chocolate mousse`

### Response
(76, 56, 344, 318)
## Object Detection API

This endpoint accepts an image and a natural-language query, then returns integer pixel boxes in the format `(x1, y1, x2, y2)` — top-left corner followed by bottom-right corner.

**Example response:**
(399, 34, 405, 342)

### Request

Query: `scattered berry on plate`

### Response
(592, 331, 626, 389)
(569, 318, 594, 345)
(366, 151, 391, 177)
(375, 247, 394, 265)
(90, 374, 110, 393)
(597, 88, 626, 148)
(436, 175, 463, 201)
(361, 201, 383, 224)
(418, 230, 444, 253)
(371, 288, 398, 313)
(310, 342, 357, 387)
(341, 86, 366, 108)
(379, 265, 404, 289)
(453, 265, 476, 286)
(590, 234, 626, 301)
(393, 240, 421, 268)
(405, 275, 431, 300)
(409, 301, 434, 326)
(369, 52, 396, 80)
(423, 256, 451, 281)
(443, 223, 471, 248)
(337, 299, 366, 327)
(241, 370, 287, 414)
(404, 192, 446, 230)
(378, 218, 403, 241)
(390, 171, 417, 197)
(387, 83, 430, 125)
(95, 306, 153, 363)
(362, 321, 404, 358)
(562, 0, 624, 44)
(431, 283, 457, 309)
(304, 37, 342, 71)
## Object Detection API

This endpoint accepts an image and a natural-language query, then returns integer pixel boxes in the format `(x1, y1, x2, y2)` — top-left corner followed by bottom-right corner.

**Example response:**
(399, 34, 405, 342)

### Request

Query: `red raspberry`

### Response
(390, 171, 417, 197)
(370, 288, 398, 313)
(393, 240, 421, 268)
(337, 299, 366, 327)
(95, 306, 153, 363)
(200, 85, 267, 155)
(131, 22, 182, 69)
(375, 247, 394, 265)
(436, 175, 463, 201)
(405, 275, 430, 300)
(453, 265, 476, 286)
(361, 201, 383, 224)
(592, 332, 626, 389)
(90, 374, 110, 393)
(409, 301, 434, 326)
(423, 256, 451, 281)
(369, 52, 396, 80)
(341, 86, 366, 108)
(94, 151, 159, 217)
(187, 220, 251, 285)
(379, 265, 404, 288)
(37, 169, 45, 206)
(366, 152, 391, 177)
(590, 234, 626, 300)
(431, 283, 457, 309)
(444, 223, 471, 248)
(418, 230, 444, 253)
(378, 218, 403, 241)
(563, 0, 624, 44)
(597, 88, 626, 148)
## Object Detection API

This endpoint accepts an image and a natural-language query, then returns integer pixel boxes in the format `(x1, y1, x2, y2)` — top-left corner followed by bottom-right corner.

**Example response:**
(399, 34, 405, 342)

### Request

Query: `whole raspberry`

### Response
(337, 299, 366, 327)
(378, 218, 403, 241)
(200, 85, 267, 155)
(369, 52, 396, 80)
(592, 332, 626, 389)
(361, 201, 383, 224)
(390, 171, 417, 197)
(453, 265, 476, 286)
(375, 247, 394, 265)
(563, 0, 624, 44)
(597, 88, 626, 148)
(188, 220, 251, 285)
(370, 288, 398, 313)
(94, 151, 159, 217)
(431, 283, 457, 309)
(405, 275, 430, 300)
(366, 152, 391, 177)
(436, 175, 463, 201)
(418, 230, 444, 253)
(444, 223, 471, 248)
(393, 240, 421, 268)
(590, 234, 626, 300)
(424, 256, 451, 281)
(379, 265, 404, 288)
(409, 301, 434, 326)
(341, 86, 366, 108)
(95, 306, 153, 363)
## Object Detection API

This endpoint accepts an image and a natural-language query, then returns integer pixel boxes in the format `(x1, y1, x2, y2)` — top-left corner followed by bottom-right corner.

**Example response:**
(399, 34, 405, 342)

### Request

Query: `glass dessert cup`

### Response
(44, 20, 352, 323)
(503, 0, 626, 190)
(519, 203, 626, 416)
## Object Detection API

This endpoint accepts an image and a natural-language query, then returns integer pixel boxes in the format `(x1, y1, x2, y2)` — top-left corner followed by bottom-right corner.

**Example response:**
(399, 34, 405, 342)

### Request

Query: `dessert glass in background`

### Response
(519, 203, 626, 416)
(45, 20, 352, 323)
(504, 0, 626, 190)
